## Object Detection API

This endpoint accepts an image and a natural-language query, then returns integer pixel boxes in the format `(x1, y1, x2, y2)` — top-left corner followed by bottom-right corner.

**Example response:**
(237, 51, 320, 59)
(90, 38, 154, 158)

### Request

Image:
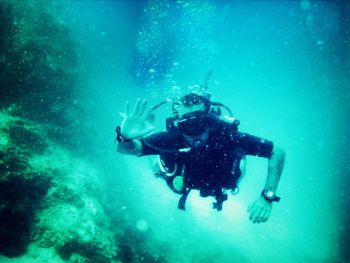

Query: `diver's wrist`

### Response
(261, 188, 280, 202)
(115, 126, 132, 143)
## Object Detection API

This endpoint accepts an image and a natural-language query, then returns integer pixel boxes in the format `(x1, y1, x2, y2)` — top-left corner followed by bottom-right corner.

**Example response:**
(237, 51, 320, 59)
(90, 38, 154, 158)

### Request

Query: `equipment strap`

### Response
(177, 187, 192, 210)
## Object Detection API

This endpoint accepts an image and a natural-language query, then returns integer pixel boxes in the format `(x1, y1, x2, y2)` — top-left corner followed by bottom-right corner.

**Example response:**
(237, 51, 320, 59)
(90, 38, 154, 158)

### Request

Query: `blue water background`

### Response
(58, 1, 350, 262)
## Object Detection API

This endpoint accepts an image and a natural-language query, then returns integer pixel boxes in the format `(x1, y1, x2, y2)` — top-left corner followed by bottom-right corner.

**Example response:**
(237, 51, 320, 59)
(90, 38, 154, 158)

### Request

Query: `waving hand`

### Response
(120, 99, 154, 140)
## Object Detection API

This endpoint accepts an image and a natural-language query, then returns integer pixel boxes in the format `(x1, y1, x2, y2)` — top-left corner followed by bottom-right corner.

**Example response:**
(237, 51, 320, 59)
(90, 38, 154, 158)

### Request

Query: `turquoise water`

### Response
(1, 0, 349, 262)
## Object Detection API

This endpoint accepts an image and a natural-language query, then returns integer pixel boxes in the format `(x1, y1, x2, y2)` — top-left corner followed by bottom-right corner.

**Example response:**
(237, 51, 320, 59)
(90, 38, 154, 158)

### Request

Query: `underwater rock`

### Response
(0, 110, 52, 257)
(0, 108, 118, 262)
(0, 0, 83, 147)
(116, 227, 167, 263)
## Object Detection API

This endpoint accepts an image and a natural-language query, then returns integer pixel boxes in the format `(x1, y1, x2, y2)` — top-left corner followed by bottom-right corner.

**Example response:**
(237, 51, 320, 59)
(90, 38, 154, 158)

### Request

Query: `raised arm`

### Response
(116, 99, 154, 156)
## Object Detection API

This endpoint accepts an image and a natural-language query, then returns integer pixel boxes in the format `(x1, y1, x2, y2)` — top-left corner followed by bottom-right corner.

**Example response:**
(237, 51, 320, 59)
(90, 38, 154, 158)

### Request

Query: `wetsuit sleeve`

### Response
(233, 132, 274, 158)
(139, 131, 180, 156)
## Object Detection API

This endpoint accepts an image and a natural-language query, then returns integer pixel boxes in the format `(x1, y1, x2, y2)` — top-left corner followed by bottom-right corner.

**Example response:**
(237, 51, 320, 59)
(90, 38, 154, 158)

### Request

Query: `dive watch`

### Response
(262, 189, 280, 202)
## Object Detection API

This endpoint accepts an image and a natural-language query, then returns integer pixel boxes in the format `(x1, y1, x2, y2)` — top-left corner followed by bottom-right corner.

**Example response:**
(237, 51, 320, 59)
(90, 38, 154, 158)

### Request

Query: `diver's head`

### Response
(175, 93, 211, 147)
(176, 92, 211, 116)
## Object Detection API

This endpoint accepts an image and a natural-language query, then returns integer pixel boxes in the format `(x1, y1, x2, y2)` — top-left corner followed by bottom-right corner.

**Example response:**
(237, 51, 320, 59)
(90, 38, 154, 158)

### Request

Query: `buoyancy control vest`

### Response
(151, 100, 245, 211)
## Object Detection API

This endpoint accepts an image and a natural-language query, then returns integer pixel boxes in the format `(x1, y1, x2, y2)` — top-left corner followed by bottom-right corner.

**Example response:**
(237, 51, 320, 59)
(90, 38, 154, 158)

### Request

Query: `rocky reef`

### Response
(0, 107, 169, 262)
(0, 1, 171, 262)
(0, 0, 113, 259)
(0, 108, 118, 262)
(0, 0, 81, 147)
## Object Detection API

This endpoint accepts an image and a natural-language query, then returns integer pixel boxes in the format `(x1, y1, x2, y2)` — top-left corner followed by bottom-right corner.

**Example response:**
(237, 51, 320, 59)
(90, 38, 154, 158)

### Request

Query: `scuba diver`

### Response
(115, 73, 285, 224)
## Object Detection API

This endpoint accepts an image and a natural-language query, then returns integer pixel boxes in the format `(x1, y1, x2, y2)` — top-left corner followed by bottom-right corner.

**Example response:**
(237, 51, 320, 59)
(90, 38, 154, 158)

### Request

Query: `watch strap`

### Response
(261, 189, 281, 202)
(115, 126, 132, 143)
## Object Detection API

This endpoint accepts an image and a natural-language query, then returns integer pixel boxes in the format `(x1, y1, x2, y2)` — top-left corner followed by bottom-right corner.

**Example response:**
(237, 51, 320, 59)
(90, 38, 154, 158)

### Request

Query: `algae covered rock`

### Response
(0, 0, 82, 147)
(31, 153, 118, 262)
(0, 1, 173, 262)
(0, 108, 52, 257)
(0, 108, 118, 262)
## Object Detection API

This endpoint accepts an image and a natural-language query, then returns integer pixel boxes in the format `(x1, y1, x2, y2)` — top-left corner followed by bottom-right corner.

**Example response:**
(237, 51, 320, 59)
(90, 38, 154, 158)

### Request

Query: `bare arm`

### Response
(265, 145, 285, 191)
(248, 144, 285, 223)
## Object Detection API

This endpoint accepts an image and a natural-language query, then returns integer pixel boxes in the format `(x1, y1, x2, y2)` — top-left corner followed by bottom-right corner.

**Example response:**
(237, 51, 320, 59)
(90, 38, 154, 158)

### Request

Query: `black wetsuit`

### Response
(140, 120, 273, 210)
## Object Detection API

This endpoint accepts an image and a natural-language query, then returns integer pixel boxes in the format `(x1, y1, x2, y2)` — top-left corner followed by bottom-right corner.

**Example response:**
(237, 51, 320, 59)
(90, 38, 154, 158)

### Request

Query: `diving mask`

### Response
(177, 111, 212, 136)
